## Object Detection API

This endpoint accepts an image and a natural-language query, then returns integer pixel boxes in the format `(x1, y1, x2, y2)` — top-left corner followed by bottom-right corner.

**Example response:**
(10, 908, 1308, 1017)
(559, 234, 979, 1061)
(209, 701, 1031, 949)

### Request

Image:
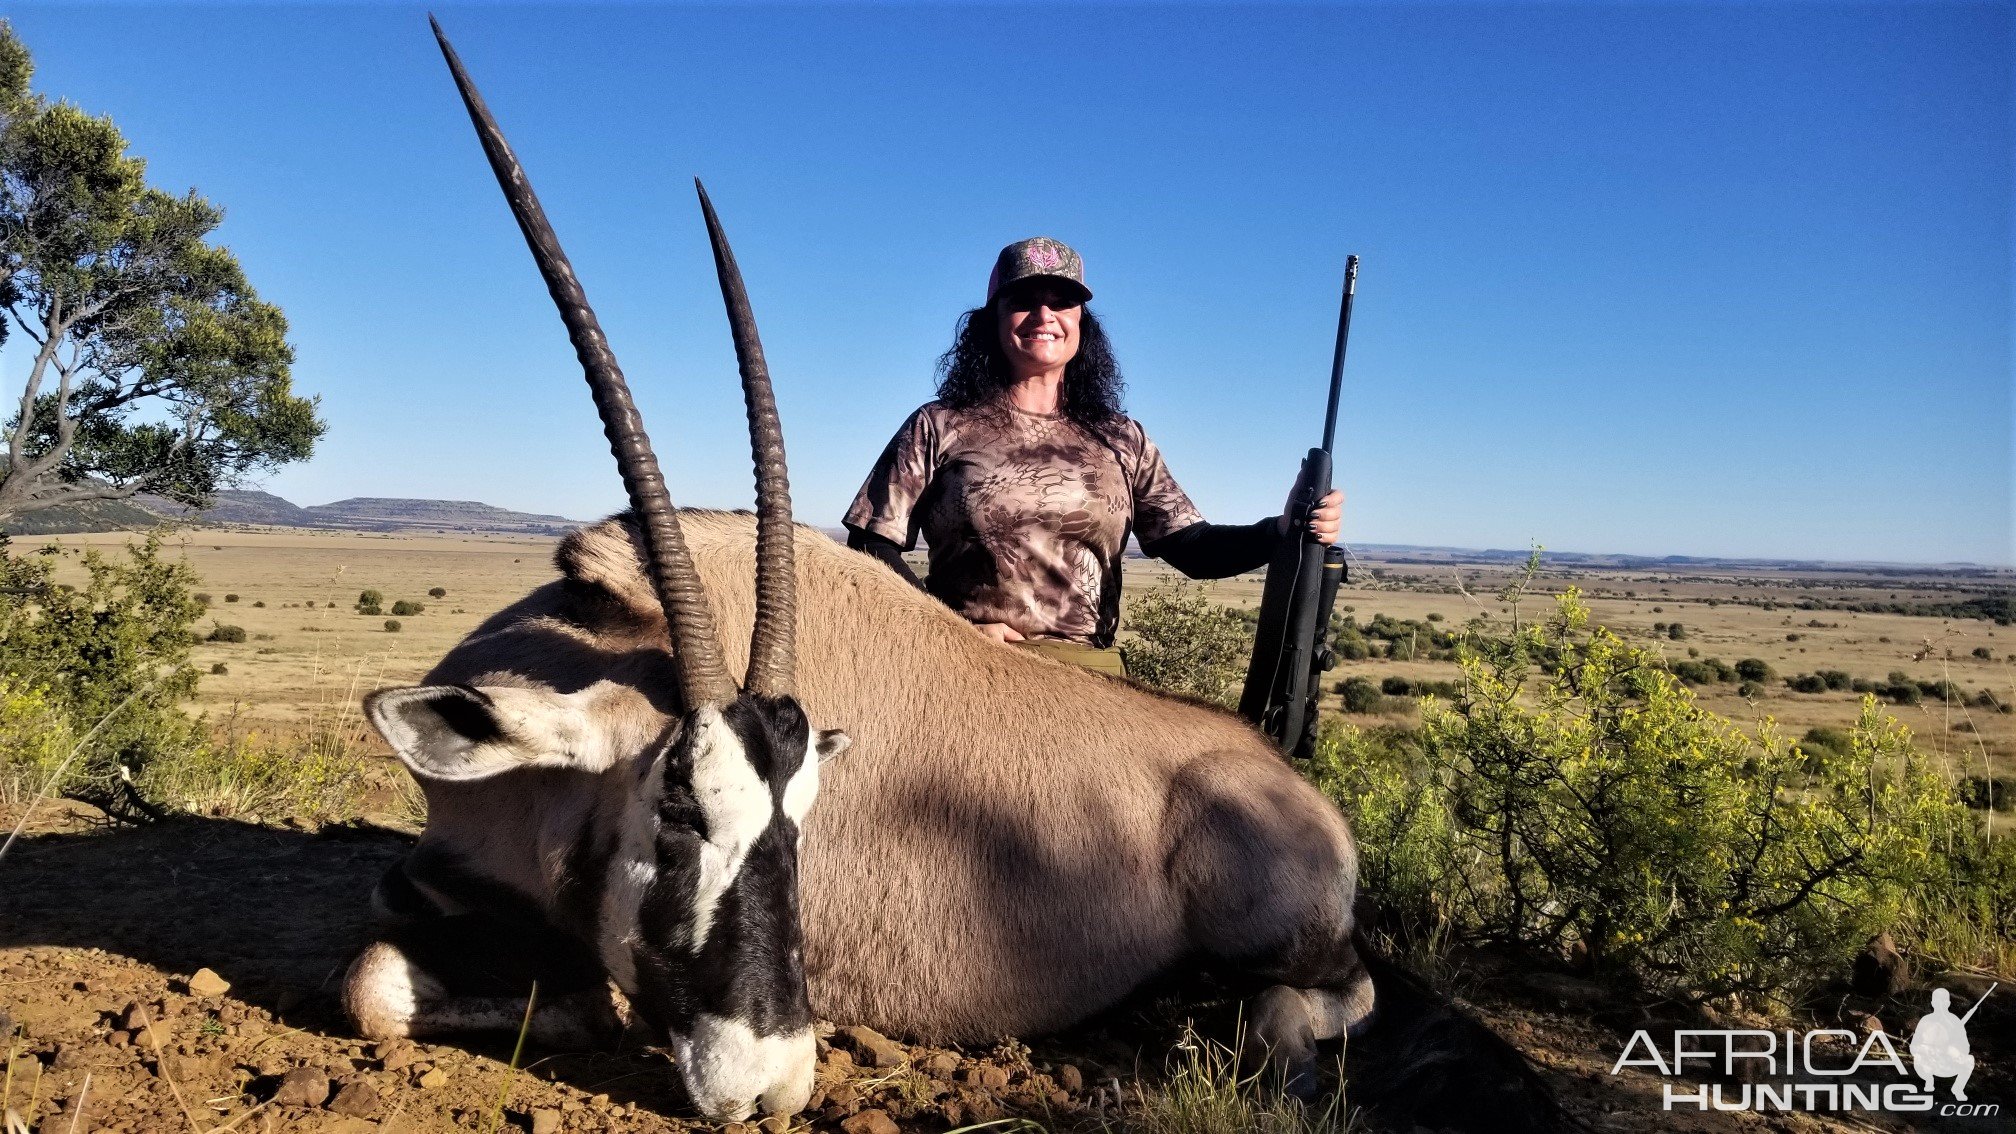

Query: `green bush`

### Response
(224, 593, 240, 603)
(0, 538, 203, 800)
(210, 663, 228, 675)
(0, 679, 76, 804)
(1735, 658, 1773, 683)
(1304, 589, 2001, 1004)
(206, 624, 247, 644)
(1819, 670, 1851, 690)
(1337, 676, 1385, 714)
(384, 619, 402, 633)
(390, 600, 424, 616)
(1381, 676, 1412, 696)
(1667, 622, 1686, 640)
(1119, 582, 1253, 708)
(358, 589, 383, 608)
(1786, 673, 1826, 694)
(428, 587, 448, 599)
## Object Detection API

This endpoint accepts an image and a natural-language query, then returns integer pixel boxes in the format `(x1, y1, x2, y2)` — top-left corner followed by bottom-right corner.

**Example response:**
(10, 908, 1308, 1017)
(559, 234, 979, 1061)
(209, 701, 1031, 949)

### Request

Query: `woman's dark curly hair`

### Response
(934, 301, 1125, 430)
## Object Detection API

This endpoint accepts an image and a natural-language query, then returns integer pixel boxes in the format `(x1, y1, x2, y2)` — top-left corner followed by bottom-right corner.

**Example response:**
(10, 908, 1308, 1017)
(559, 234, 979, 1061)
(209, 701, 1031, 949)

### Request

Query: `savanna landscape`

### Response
(1, 7, 2010, 1134)
(3, 522, 2010, 1133)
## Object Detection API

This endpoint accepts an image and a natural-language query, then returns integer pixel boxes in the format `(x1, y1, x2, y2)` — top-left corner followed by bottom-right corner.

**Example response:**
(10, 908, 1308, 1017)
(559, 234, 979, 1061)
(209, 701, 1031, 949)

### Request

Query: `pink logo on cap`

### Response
(1029, 243, 1063, 271)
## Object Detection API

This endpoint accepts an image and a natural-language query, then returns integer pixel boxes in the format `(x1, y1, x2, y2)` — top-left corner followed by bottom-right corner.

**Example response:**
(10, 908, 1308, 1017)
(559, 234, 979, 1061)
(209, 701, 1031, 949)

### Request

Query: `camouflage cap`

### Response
(986, 237, 1092, 305)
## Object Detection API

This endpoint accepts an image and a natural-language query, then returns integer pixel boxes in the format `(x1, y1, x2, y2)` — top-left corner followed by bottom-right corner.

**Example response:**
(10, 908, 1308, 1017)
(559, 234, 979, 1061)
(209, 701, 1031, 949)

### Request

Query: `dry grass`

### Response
(1102, 1024, 1356, 1134)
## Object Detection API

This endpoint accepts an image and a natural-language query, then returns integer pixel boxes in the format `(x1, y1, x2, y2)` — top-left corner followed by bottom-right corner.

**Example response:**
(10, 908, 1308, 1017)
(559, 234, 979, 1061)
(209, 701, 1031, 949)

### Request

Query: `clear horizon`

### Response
(4, 4, 2010, 566)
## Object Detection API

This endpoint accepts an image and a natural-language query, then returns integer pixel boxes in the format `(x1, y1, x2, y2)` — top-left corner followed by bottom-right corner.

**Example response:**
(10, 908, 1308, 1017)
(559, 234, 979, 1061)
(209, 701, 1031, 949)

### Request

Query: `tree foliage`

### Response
(0, 20, 322, 521)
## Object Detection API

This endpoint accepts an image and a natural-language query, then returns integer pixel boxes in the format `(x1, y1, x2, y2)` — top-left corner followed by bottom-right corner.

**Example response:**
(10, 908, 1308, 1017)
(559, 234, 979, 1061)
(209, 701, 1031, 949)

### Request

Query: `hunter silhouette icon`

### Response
(1911, 984, 1995, 1101)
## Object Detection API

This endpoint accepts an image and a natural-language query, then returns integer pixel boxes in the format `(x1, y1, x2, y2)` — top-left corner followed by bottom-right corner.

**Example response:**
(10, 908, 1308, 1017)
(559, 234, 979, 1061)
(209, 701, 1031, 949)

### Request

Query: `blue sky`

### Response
(6, 3, 2010, 564)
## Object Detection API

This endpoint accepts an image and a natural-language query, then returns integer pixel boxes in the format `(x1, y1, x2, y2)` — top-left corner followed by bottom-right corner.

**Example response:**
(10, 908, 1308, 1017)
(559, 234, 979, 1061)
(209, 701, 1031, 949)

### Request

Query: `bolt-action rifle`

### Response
(1238, 256, 1358, 758)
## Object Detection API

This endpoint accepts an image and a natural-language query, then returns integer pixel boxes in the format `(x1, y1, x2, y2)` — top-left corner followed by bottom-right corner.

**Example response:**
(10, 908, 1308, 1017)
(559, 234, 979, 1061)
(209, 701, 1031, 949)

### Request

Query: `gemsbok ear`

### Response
(366, 685, 592, 782)
(816, 729, 852, 764)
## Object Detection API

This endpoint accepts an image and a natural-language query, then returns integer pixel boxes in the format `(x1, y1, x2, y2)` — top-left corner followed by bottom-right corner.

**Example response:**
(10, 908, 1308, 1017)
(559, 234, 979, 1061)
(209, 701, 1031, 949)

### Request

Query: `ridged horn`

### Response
(430, 16, 734, 708)
(695, 181, 795, 697)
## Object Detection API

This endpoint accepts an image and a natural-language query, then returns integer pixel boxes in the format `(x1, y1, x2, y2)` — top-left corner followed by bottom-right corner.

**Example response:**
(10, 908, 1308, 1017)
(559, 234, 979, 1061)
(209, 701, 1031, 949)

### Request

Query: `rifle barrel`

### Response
(1319, 255, 1358, 456)
(1957, 982, 1998, 1026)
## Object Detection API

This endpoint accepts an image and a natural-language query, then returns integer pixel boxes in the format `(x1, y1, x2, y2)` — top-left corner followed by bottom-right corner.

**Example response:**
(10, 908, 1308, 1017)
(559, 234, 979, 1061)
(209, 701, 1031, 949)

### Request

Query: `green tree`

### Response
(0, 21, 322, 522)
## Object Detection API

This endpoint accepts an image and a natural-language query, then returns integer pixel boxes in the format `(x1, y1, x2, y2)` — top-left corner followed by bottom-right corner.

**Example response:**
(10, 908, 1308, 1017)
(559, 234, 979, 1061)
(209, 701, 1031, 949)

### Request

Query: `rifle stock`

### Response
(1239, 256, 1357, 756)
(1237, 448, 1336, 753)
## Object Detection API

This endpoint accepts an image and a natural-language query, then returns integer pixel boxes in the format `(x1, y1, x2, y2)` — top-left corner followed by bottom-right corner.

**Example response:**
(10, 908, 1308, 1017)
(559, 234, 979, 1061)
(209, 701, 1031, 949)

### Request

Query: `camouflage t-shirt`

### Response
(844, 400, 1204, 648)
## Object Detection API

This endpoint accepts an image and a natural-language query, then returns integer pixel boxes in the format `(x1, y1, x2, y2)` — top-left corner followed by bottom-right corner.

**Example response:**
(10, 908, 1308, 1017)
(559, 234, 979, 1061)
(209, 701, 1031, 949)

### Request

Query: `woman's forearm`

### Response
(1142, 519, 1285, 579)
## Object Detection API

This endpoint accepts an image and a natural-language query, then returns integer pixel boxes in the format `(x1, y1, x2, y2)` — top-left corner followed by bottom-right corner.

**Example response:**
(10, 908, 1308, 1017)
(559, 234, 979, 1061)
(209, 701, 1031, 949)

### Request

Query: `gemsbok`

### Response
(345, 19, 1563, 1132)
(341, 20, 845, 1121)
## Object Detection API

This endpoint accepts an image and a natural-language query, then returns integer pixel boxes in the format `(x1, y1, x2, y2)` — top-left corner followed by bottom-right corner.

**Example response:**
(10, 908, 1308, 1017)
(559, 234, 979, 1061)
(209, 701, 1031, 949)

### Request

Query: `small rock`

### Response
(117, 1002, 151, 1033)
(1853, 1012, 1886, 1037)
(1055, 1063, 1084, 1093)
(840, 1110, 900, 1134)
(835, 1024, 908, 1069)
(327, 1080, 382, 1117)
(826, 1083, 859, 1107)
(757, 1117, 790, 1134)
(416, 1067, 449, 1090)
(528, 1109, 563, 1134)
(919, 1052, 957, 1079)
(1851, 933, 1911, 998)
(271, 1066, 331, 1108)
(373, 1040, 416, 1072)
(184, 969, 231, 999)
(979, 1065, 1010, 1089)
(822, 1047, 855, 1073)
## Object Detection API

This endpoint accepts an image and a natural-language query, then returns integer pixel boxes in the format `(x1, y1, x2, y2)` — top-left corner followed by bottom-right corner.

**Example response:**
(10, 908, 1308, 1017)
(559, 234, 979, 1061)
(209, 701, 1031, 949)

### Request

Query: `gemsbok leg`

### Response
(1166, 752, 1374, 1096)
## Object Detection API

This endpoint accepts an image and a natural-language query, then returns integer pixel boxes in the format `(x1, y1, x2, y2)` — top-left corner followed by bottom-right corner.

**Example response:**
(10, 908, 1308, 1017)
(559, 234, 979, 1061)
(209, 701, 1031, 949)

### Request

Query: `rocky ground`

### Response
(1, 801, 2008, 1133)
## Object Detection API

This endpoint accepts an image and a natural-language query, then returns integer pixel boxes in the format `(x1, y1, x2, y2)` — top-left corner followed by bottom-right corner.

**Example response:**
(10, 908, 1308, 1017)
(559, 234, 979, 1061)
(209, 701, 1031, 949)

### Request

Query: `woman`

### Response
(844, 237, 1343, 675)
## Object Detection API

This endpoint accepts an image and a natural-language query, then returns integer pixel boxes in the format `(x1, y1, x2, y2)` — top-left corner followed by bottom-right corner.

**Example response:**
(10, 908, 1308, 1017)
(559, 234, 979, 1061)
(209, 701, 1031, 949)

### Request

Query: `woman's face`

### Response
(995, 281, 1083, 380)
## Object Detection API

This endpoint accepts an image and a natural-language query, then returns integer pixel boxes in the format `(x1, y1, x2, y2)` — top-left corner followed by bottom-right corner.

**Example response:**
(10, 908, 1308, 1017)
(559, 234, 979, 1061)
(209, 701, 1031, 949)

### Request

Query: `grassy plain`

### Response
(38, 527, 560, 728)
(1125, 555, 2016, 781)
(31, 526, 2016, 782)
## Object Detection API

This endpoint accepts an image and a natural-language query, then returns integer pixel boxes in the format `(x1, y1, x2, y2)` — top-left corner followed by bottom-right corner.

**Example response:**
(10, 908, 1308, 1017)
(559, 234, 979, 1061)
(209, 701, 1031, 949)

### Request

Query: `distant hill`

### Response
(3, 490, 588, 537)
(1, 498, 166, 536)
(298, 497, 582, 535)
